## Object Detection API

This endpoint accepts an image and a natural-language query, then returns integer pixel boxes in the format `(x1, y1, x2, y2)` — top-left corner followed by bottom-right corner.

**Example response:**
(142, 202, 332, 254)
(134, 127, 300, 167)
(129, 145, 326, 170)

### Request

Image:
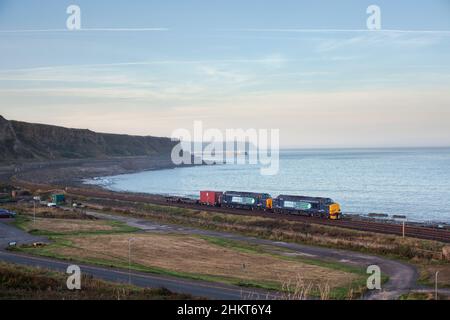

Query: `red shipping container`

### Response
(200, 191, 222, 206)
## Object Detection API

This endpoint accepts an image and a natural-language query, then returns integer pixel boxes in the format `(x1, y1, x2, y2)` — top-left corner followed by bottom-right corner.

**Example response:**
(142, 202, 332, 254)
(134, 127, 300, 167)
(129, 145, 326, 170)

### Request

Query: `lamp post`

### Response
(128, 237, 136, 285)
(435, 271, 439, 300)
(32, 196, 40, 225)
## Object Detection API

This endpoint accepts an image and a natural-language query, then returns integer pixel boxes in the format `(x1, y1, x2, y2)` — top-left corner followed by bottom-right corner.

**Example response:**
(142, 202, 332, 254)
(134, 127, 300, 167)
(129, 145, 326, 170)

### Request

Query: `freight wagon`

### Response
(273, 195, 341, 219)
(222, 191, 272, 210)
(199, 191, 222, 206)
(165, 196, 198, 205)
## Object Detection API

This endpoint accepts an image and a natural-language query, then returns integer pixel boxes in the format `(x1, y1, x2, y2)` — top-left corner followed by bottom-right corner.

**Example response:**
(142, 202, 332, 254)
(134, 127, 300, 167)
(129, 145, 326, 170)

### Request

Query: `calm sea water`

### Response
(86, 148, 450, 223)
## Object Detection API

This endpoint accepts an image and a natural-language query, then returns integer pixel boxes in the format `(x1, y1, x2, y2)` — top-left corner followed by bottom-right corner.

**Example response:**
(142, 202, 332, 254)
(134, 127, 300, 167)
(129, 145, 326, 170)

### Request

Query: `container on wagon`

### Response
(199, 191, 223, 206)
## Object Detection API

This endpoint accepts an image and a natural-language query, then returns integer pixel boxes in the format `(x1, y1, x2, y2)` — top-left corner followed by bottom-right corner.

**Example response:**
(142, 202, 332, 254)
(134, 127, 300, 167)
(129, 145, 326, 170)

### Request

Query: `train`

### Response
(196, 190, 341, 220)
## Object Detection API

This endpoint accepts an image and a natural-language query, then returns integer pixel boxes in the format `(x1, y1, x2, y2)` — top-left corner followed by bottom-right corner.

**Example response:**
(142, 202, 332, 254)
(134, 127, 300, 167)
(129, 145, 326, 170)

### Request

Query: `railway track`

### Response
(61, 186, 450, 243)
(183, 204, 450, 242)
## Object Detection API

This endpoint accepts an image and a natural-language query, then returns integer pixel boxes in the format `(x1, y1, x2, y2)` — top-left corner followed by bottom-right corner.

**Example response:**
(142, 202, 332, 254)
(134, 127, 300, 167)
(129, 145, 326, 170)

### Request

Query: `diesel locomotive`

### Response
(199, 190, 341, 220)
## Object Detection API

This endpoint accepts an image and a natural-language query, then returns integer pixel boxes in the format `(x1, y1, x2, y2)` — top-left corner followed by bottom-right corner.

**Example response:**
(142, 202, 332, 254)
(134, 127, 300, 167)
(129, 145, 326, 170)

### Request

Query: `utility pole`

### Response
(32, 196, 40, 224)
(435, 271, 439, 300)
(33, 199, 36, 225)
(128, 239, 132, 285)
(402, 220, 405, 238)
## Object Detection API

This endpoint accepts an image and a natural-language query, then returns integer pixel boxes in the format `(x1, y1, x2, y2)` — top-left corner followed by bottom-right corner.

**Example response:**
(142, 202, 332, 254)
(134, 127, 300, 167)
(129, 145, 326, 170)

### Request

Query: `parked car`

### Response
(0, 208, 16, 218)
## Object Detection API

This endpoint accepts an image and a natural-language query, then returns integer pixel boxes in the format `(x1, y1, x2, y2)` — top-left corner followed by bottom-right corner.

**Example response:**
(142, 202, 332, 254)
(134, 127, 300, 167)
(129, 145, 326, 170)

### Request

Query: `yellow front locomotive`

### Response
(273, 195, 342, 219)
(328, 202, 341, 220)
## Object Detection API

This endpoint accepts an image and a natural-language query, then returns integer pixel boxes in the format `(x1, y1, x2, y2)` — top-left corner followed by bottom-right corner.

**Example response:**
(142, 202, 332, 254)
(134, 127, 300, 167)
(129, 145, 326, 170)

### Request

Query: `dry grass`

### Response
(78, 200, 450, 291)
(5, 203, 93, 220)
(419, 263, 450, 288)
(8, 201, 364, 295)
(0, 262, 192, 300)
(400, 291, 450, 300)
(42, 233, 358, 289)
(23, 217, 116, 234)
(96, 201, 446, 262)
(276, 275, 336, 300)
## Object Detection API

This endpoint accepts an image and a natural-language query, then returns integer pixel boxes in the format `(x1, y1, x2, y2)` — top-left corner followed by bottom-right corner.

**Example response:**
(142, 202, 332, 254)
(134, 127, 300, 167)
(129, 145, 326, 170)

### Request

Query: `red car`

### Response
(199, 191, 222, 206)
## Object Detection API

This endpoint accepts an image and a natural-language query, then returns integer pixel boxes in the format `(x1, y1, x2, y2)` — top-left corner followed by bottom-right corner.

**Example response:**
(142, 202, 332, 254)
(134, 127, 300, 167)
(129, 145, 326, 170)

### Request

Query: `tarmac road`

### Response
(0, 218, 47, 248)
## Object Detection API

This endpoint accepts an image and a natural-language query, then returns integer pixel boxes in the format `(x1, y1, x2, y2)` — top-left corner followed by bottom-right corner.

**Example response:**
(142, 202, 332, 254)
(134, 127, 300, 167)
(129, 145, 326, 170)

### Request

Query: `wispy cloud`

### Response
(0, 27, 169, 33)
(315, 32, 443, 52)
(0, 58, 291, 73)
(0, 54, 291, 92)
(200, 66, 249, 83)
(224, 28, 450, 35)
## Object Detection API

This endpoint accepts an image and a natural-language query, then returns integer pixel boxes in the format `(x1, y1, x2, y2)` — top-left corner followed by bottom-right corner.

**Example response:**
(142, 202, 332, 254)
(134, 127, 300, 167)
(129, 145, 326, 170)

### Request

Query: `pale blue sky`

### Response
(0, 0, 449, 147)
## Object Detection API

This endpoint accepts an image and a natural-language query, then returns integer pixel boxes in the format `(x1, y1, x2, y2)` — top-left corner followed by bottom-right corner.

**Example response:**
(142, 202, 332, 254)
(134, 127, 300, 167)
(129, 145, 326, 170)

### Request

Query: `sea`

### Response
(85, 148, 450, 223)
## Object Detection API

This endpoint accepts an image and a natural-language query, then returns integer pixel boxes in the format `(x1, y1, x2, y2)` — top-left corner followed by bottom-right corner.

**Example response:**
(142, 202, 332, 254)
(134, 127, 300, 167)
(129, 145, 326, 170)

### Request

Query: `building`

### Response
(51, 194, 65, 205)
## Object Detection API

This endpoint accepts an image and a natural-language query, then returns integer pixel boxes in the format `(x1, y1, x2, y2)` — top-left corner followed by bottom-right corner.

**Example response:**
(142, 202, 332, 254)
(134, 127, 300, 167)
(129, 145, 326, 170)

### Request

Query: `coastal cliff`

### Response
(0, 115, 177, 162)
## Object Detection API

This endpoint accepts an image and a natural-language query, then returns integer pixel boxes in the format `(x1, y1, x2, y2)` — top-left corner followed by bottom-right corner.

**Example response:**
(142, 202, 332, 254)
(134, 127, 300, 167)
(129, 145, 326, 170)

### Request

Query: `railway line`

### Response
(173, 203, 450, 243)
(7, 178, 450, 243)
(59, 186, 450, 243)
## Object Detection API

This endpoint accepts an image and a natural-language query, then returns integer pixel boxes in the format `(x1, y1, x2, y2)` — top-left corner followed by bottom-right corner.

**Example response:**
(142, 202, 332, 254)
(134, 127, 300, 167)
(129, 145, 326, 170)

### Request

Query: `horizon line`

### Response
(2, 116, 449, 150)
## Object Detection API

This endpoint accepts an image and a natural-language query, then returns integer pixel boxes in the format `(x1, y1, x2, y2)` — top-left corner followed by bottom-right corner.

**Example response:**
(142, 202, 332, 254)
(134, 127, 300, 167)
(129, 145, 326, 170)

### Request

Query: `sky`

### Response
(0, 0, 449, 148)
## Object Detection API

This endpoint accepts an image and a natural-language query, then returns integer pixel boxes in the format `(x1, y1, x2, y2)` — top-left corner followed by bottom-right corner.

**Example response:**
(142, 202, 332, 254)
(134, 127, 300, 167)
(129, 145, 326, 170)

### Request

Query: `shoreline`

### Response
(2, 156, 450, 226)
(3, 162, 450, 243)
(0, 156, 191, 189)
(83, 167, 450, 226)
